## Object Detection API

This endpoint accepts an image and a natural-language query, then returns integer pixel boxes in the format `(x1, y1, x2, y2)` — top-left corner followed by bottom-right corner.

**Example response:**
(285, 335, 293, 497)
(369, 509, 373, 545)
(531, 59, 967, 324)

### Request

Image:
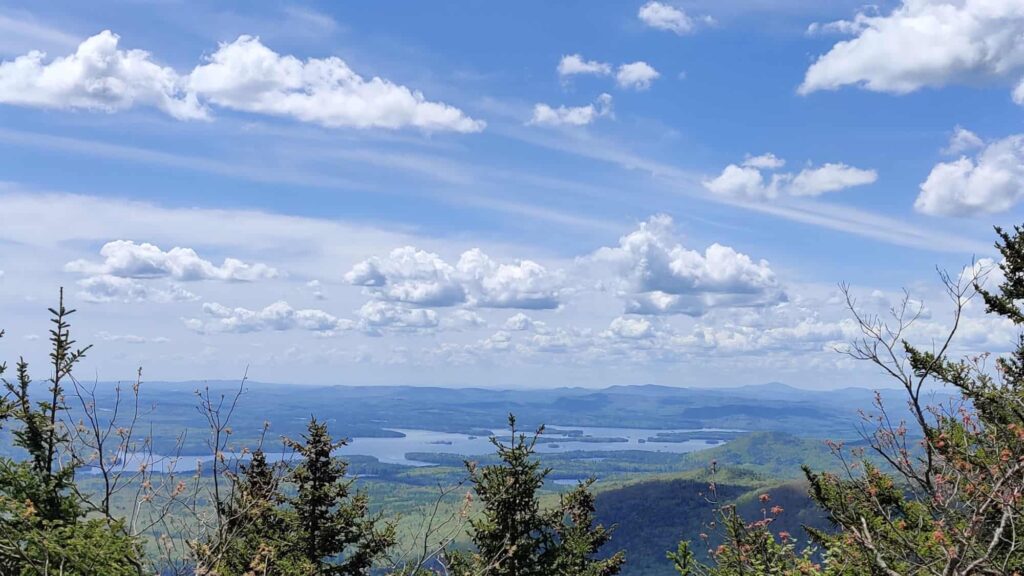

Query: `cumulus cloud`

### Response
(944, 126, 985, 155)
(503, 312, 538, 331)
(800, 1, 1024, 102)
(345, 246, 466, 306)
(529, 93, 612, 127)
(0, 31, 483, 132)
(345, 246, 563, 309)
(742, 153, 786, 170)
(591, 215, 785, 315)
(457, 249, 563, 309)
(703, 154, 877, 200)
(607, 316, 655, 339)
(187, 301, 351, 334)
(442, 309, 486, 330)
(356, 301, 439, 334)
(76, 275, 197, 304)
(557, 54, 611, 77)
(680, 317, 860, 355)
(307, 279, 327, 300)
(788, 163, 879, 196)
(616, 62, 660, 90)
(66, 240, 278, 282)
(637, 2, 694, 35)
(915, 133, 1024, 217)
(0, 30, 205, 119)
(187, 35, 484, 132)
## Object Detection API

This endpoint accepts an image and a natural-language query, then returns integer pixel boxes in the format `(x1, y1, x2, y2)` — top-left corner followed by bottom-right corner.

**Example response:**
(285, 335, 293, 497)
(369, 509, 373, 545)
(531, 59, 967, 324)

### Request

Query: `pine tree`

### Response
(449, 414, 624, 576)
(551, 480, 625, 576)
(206, 449, 289, 575)
(0, 290, 142, 575)
(673, 224, 1024, 574)
(282, 417, 395, 576)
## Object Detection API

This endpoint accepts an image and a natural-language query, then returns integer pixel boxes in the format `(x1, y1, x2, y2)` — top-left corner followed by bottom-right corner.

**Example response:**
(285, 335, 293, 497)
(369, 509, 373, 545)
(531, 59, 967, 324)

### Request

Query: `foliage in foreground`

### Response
(0, 297, 624, 575)
(674, 225, 1024, 575)
(198, 417, 396, 575)
(445, 415, 625, 576)
(0, 291, 143, 575)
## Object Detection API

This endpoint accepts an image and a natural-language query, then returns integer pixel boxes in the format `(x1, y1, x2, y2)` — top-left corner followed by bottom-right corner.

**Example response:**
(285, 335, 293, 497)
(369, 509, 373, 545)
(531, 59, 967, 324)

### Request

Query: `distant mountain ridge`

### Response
(45, 380, 942, 457)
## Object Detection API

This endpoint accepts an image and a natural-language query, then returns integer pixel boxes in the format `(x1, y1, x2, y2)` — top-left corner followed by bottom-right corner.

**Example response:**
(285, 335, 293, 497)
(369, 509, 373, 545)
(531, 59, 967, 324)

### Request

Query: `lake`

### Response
(86, 424, 740, 472)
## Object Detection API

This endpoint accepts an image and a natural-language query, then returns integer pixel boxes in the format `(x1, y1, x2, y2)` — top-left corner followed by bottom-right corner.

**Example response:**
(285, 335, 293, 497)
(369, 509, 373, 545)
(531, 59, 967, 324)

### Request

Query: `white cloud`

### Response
(788, 163, 879, 196)
(0, 30, 206, 120)
(76, 275, 197, 304)
(187, 35, 484, 132)
(915, 133, 1024, 217)
(189, 300, 351, 334)
(95, 331, 169, 344)
(345, 246, 466, 307)
(0, 31, 483, 132)
(66, 240, 278, 282)
(800, 1, 1024, 102)
(557, 54, 611, 77)
(356, 300, 439, 334)
(1013, 77, 1024, 104)
(503, 312, 537, 331)
(742, 153, 786, 170)
(457, 249, 562, 309)
(591, 215, 785, 315)
(607, 316, 655, 339)
(345, 246, 563, 309)
(638, 2, 694, 35)
(616, 61, 660, 90)
(806, 16, 873, 37)
(703, 154, 877, 200)
(944, 126, 985, 155)
(704, 164, 778, 200)
(529, 93, 612, 127)
(442, 309, 486, 330)
(679, 317, 860, 355)
(307, 279, 327, 300)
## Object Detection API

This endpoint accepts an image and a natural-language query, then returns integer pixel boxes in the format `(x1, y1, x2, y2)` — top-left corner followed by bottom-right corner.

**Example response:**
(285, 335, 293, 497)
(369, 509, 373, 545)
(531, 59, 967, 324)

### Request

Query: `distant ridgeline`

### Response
(28, 380, 934, 457)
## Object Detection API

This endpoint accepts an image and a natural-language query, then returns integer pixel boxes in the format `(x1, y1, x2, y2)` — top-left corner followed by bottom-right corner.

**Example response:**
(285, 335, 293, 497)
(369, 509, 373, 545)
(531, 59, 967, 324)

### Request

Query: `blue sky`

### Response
(0, 0, 1022, 388)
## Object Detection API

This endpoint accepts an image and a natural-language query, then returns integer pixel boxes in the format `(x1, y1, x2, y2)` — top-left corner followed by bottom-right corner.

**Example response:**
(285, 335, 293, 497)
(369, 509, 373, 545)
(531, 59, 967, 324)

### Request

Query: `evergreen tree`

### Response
(205, 449, 289, 575)
(283, 417, 395, 576)
(551, 480, 626, 576)
(673, 224, 1024, 575)
(202, 418, 395, 575)
(449, 414, 623, 576)
(0, 290, 142, 575)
